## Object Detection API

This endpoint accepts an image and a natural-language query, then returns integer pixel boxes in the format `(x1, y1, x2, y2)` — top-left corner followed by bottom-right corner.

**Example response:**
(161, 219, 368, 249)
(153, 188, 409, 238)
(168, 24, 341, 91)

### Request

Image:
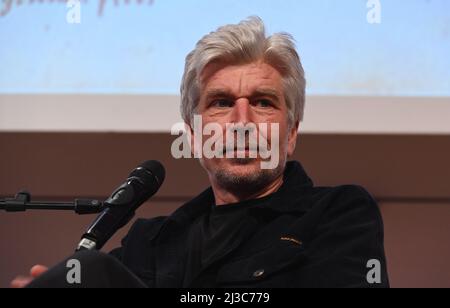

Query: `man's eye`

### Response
(211, 99, 233, 108)
(254, 99, 272, 108)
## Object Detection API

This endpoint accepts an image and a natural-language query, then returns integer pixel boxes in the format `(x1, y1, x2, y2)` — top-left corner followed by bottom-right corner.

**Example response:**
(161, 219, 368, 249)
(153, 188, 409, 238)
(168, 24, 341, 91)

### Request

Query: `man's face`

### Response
(193, 60, 299, 193)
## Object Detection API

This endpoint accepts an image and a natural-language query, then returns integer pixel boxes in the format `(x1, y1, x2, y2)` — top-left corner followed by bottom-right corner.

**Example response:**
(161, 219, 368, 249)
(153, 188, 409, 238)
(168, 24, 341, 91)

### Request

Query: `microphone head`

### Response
(131, 160, 166, 191)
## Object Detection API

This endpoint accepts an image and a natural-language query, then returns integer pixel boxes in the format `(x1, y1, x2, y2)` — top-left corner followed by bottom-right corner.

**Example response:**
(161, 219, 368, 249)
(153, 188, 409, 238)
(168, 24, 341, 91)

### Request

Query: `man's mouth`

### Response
(223, 146, 260, 159)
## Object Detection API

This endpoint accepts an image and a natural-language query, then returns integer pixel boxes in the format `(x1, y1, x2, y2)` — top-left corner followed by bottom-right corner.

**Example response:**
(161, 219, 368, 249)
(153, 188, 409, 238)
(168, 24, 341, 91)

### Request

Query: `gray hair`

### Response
(180, 16, 306, 127)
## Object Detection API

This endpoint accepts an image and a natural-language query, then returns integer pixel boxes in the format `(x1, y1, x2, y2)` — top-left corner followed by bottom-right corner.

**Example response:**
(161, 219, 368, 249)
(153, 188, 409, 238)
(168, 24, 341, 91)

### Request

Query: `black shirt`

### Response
(184, 195, 273, 286)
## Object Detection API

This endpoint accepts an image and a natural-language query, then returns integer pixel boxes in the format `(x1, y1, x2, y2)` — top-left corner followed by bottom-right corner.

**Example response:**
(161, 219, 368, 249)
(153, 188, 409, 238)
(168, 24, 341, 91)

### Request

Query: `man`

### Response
(12, 17, 389, 288)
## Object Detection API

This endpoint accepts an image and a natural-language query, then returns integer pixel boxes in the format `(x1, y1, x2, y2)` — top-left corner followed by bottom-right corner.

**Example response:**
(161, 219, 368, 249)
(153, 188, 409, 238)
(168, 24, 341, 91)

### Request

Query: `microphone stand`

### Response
(0, 191, 105, 215)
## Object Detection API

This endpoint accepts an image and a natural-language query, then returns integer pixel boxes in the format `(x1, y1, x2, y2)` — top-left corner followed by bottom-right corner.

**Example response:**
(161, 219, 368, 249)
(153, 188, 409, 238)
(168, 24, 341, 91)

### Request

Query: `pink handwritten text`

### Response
(0, 0, 155, 18)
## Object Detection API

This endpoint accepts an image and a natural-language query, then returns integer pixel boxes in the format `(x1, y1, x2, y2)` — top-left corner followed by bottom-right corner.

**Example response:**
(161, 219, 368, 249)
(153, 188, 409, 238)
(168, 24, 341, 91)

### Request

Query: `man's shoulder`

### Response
(309, 183, 373, 198)
(123, 216, 168, 244)
(303, 184, 384, 236)
(308, 184, 379, 211)
(132, 216, 168, 232)
(295, 184, 383, 232)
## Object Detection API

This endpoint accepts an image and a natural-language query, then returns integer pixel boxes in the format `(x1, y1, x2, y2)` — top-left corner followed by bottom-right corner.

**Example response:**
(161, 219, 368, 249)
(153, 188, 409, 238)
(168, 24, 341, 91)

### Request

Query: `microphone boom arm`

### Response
(0, 191, 105, 215)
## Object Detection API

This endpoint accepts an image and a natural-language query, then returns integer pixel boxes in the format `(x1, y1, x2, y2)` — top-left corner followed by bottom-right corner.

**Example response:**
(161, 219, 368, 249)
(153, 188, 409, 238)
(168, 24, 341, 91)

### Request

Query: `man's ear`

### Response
(287, 121, 300, 157)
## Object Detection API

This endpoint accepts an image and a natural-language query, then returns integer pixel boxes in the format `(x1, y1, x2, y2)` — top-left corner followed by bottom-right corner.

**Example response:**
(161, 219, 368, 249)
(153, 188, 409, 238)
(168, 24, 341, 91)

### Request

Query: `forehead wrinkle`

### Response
(237, 69, 245, 96)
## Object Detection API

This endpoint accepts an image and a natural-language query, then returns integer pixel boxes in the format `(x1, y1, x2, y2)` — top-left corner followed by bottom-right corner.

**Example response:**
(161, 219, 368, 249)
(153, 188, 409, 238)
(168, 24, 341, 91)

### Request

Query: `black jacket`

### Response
(111, 161, 389, 288)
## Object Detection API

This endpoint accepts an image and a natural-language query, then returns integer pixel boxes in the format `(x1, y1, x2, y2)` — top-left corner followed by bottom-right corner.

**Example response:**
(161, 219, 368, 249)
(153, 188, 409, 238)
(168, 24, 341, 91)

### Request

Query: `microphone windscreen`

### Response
(132, 160, 166, 189)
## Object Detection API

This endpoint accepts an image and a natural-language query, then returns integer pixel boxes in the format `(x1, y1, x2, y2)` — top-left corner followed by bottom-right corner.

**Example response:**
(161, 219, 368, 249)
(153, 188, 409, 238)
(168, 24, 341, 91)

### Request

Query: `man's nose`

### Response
(230, 98, 253, 124)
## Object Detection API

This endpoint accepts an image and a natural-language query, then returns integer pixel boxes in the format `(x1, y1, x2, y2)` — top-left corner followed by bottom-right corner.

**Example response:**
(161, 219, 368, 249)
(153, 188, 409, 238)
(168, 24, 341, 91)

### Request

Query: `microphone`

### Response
(77, 160, 165, 251)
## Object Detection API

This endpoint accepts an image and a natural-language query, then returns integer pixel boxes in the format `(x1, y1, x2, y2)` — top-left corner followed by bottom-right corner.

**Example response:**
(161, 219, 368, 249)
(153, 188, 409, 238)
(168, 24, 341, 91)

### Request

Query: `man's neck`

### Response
(211, 175, 284, 206)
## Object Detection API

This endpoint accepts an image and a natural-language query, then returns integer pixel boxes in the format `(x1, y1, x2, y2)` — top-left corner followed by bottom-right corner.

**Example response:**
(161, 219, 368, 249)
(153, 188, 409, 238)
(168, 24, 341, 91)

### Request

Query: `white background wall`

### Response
(1, 95, 450, 134)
